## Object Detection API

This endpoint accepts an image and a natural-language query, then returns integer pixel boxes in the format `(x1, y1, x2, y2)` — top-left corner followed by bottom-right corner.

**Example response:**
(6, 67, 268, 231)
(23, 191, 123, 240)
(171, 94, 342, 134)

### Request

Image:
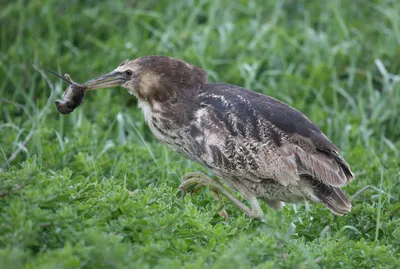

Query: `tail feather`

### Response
(328, 150, 355, 181)
(300, 176, 352, 215)
(314, 184, 351, 215)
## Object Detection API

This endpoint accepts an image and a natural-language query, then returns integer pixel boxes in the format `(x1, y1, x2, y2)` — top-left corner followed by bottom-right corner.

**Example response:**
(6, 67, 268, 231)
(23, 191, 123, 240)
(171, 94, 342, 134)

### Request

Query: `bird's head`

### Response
(83, 56, 208, 105)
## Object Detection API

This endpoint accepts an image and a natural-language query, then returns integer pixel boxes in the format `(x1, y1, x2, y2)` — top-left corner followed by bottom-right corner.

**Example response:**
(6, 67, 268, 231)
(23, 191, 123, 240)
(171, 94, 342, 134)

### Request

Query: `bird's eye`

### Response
(125, 70, 133, 76)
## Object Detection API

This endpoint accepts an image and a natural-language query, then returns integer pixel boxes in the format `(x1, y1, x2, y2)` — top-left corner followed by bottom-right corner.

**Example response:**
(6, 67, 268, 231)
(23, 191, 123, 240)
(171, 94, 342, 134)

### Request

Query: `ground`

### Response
(0, 0, 399, 268)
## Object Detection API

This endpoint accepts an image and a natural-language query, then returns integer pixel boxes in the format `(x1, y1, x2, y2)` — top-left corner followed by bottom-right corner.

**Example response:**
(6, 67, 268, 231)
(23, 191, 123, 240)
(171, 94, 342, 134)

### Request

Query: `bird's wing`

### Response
(194, 83, 354, 187)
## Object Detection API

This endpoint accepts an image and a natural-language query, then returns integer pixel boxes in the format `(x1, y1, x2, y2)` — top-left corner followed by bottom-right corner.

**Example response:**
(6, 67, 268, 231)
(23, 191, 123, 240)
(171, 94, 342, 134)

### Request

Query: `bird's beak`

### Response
(83, 71, 125, 90)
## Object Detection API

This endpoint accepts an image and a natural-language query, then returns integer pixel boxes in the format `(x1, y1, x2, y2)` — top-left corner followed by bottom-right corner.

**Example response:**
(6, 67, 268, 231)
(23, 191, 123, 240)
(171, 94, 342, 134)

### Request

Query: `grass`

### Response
(0, 0, 399, 268)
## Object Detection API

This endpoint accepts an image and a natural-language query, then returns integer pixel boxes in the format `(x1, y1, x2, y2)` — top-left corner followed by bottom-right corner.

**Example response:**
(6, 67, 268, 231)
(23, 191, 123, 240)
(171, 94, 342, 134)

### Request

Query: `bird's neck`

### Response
(137, 99, 170, 143)
(136, 92, 198, 142)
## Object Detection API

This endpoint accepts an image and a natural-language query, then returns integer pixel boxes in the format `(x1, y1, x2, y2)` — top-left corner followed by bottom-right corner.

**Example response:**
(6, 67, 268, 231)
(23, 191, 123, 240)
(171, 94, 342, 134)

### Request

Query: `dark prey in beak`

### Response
(51, 70, 126, 114)
(49, 71, 86, 114)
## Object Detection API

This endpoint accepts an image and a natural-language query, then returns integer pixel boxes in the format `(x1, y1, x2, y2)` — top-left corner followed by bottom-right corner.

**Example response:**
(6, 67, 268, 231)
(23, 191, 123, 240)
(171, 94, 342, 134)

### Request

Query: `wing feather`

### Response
(199, 84, 354, 187)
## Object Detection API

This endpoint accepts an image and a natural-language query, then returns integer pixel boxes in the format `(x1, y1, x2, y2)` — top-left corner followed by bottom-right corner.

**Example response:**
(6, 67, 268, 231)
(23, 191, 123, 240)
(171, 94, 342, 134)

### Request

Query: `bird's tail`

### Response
(315, 186, 351, 215)
(301, 177, 351, 215)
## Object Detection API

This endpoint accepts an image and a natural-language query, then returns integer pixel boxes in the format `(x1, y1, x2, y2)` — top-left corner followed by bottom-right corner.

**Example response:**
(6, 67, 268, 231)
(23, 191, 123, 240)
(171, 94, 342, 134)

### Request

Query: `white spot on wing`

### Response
(195, 107, 208, 120)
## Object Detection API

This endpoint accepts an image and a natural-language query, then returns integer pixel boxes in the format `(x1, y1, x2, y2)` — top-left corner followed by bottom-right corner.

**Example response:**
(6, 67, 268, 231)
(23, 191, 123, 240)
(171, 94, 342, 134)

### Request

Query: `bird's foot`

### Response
(210, 188, 229, 221)
(179, 171, 213, 194)
(179, 171, 264, 220)
(179, 171, 229, 221)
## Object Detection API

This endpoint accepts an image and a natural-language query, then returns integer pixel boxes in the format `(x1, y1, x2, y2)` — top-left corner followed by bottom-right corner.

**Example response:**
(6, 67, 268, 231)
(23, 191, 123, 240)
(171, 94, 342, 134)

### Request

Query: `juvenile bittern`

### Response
(56, 56, 354, 219)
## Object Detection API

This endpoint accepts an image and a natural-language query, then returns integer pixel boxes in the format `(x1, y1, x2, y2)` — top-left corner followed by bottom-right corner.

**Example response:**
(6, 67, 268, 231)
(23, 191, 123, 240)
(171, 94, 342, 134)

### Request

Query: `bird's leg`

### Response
(179, 172, 212, 195)
(180, 172, 228, 220)
(179, 171, 264, 219)
(209, 188, 229, 221)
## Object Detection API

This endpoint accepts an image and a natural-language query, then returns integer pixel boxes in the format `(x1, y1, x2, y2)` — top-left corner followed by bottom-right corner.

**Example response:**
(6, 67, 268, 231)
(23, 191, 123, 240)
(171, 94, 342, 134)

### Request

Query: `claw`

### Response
(211, 188, 229, 221)
(218, 209, 229, 222)
(192, 183, 206, 195)
(179, 171, 229, 220)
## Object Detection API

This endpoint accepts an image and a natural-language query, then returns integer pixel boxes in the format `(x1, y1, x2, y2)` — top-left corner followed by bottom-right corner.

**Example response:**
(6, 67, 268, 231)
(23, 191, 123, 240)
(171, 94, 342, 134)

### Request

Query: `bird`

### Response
(77, 55, 354, 219)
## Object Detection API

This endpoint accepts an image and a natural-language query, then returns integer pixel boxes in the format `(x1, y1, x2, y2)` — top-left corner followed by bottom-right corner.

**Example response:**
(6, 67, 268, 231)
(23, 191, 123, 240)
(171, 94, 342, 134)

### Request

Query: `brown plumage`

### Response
(57, 55, 355, 218)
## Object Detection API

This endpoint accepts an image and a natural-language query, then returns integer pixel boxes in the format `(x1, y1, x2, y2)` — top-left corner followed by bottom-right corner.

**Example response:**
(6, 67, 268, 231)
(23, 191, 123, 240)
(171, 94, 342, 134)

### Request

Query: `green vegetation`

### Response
(1, 0, 399, 268)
